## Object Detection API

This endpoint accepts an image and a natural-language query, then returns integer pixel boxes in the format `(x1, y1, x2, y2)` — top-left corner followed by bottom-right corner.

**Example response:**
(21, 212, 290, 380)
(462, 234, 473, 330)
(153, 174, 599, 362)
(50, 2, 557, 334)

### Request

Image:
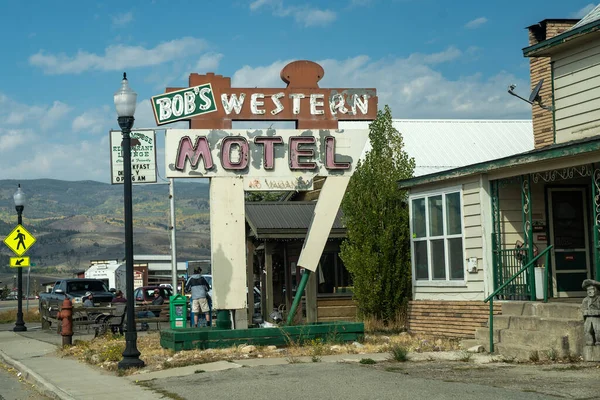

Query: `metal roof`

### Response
(570, 4, 600, 30)
(245, 202, 346, 239)
(339, 120, 533, 177)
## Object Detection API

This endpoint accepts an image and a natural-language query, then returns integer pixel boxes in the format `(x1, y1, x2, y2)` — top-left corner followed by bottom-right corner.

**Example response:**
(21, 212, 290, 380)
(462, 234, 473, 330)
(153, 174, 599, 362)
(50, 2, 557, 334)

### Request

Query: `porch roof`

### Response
(397, 135, 600, 189)
(245, 201, 346, 239)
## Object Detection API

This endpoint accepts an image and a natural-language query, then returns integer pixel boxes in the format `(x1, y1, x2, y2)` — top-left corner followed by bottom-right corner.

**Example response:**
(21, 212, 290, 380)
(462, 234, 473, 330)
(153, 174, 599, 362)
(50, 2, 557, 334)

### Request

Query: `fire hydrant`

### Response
(57, 298, 73, 346)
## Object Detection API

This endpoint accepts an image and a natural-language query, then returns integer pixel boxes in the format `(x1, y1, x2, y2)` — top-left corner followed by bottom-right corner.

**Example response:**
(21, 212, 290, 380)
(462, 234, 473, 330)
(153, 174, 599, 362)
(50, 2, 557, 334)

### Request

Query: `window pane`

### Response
(449, 238, 464, 280)
(428, 196, 443, 236)
(446, 192, 462, 235)
(412, 198, 426, 238)
(414, 241, 428, 280)
(431, 239, 446, 279)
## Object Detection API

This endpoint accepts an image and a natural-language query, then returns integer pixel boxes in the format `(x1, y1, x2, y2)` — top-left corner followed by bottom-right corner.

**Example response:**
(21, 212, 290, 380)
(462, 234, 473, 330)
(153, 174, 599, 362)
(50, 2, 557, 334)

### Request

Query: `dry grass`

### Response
(59, 325, 462, 376)
(0, 308, 41, 324)
(363, 311, 407, 335)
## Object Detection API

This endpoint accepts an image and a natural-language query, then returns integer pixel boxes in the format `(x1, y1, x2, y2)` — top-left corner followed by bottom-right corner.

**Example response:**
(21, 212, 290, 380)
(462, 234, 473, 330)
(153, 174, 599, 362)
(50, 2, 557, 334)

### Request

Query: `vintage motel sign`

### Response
(151, 83, 217, 125)
(10, 256, 30, 268)
(155, 60, 377, 313)
(3, 224, 36, 257)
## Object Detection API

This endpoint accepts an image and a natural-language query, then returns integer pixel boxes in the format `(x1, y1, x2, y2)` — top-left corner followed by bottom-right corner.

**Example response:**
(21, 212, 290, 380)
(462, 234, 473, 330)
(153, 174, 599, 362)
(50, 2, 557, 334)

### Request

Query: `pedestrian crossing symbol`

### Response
(3, 224, 36, 256)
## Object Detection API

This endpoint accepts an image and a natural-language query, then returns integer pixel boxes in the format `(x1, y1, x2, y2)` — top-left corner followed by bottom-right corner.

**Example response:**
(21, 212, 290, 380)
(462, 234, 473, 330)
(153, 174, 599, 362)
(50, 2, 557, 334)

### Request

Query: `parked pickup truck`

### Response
(39, 279, 115, 319)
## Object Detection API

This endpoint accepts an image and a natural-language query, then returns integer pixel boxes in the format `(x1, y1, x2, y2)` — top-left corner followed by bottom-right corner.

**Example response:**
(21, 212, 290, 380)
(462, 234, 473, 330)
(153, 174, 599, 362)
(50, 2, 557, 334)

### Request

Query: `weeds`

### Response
(359, 358, 376, 365)
(0, 309, 40, 324)
(563, 353, 581, 363)
(309, 338, 326, 362)
(363, 311, 406, 334)
(457, 350, 472, 362)
(529, 350, 540, 363)
(388, 344, 409, 362)
(547, 348, 558, 361)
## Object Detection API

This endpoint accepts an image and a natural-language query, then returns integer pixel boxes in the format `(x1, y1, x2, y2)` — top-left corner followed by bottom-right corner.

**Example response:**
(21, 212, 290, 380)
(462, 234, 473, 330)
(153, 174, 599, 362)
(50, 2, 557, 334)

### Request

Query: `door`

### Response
(548, 188, 591, 297)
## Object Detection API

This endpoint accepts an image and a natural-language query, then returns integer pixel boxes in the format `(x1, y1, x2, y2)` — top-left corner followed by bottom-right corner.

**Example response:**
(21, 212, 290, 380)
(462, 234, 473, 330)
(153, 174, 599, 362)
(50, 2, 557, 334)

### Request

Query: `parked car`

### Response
(133, 286, 173, 306)
(38, 279, 114, 324)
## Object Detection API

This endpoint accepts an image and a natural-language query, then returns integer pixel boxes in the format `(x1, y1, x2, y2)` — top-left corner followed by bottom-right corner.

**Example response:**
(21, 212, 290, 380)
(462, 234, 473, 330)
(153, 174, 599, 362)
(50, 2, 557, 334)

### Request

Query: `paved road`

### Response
(0, 362, 50, 400)
(0, 300, 38, 312)
(144, 362, 554, 400)
(0, 300, 19, 311)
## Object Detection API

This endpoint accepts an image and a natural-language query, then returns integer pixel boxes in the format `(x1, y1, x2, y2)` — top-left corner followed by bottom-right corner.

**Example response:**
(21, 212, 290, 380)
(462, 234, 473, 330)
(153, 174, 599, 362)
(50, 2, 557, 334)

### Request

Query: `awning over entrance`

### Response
(245, 202, 346, 239)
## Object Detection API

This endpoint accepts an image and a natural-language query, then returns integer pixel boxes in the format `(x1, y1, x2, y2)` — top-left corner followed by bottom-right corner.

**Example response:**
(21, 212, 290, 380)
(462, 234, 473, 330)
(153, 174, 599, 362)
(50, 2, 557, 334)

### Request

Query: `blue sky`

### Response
(0, 0, 595, 182)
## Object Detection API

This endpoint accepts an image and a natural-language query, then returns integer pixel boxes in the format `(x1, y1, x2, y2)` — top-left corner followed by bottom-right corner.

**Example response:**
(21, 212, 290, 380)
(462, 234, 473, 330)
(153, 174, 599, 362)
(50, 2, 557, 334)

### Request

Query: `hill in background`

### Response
(0, 179, 211, 275)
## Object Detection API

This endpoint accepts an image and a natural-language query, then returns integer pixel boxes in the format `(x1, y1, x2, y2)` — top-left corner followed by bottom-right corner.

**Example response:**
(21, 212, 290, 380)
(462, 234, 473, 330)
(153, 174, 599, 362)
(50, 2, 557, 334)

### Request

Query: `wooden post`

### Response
(265, 241, 274, 316)
(246, 239, 255, 325)
(306, 268, 318, 323)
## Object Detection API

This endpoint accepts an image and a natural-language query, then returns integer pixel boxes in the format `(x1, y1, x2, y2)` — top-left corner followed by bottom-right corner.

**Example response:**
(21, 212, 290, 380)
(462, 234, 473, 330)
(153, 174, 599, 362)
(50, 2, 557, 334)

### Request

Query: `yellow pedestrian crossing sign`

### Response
(3, 224, 36, 256)
(10, 256, 30, 268)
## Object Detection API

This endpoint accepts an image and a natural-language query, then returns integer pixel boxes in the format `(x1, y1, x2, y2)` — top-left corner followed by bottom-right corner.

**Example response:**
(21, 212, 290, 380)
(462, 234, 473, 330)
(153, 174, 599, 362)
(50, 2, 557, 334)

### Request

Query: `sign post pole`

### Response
(15, 205, 26, 331)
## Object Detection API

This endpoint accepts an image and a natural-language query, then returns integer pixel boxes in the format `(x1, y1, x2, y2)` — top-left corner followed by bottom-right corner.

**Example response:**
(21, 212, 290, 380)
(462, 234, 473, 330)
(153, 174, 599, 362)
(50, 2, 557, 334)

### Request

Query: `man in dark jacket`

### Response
(186, 268, 210, 327)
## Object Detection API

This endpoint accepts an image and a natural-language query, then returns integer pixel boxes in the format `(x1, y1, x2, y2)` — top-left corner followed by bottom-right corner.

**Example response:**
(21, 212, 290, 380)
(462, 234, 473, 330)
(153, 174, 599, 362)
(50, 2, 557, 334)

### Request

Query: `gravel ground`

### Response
(141, 359, 600, 400)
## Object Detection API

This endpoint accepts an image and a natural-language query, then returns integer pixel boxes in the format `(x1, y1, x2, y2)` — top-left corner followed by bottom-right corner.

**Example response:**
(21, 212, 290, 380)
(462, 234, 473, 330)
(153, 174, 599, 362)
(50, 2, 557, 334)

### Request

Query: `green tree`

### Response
(245, 192, 285, 202)
(0, 285, 9, 300)
(340, 106, 415, 323)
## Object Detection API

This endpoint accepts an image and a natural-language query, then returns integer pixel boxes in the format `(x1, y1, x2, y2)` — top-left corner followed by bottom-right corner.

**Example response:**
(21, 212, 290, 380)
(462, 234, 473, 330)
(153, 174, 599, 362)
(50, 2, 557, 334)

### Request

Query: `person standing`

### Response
(186, 268, 210, 327)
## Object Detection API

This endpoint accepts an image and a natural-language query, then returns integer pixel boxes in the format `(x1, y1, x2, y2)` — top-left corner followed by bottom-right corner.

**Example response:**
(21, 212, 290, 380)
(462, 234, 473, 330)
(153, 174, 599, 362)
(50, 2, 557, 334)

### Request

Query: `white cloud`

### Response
(571, 3, 596, 18)
(0, 129, 31, 152)
(294, 9, 336, 27)
(0, 139, 111, 182)
(231, 52, 530, 119)
(411, 46, 462, 64)
(112, 11, 134, 27)
(3, 99, 71, 131)
(29, 37, 208, 74)
(72, 106, 113, 134)
(194, 52, 224, 73)
(232, 60, 292, 88)
(249, 0, 273, 10)
(249, 0, 336, 27)
(465, 17, 488, 29)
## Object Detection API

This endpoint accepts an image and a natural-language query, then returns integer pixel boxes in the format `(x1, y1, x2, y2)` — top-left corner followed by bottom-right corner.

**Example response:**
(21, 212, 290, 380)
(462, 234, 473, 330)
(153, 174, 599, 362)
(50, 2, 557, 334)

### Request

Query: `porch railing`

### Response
(493, 248, 531, 300)
(484, 245, 553, 353)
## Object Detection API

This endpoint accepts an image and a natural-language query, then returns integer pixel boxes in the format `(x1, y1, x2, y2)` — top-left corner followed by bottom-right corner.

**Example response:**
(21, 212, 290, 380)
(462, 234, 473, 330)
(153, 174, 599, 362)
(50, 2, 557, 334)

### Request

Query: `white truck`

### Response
(84, 261, 126, 294)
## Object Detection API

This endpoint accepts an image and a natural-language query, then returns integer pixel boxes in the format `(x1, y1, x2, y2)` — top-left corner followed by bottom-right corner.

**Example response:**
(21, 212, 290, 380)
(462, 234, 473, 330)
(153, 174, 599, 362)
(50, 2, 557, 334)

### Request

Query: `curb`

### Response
(0, 349, 76, 400)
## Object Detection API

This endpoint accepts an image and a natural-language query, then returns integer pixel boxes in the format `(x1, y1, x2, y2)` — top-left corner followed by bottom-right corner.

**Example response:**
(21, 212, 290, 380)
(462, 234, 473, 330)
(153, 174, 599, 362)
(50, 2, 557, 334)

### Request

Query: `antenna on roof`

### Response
(507, 79, 553, 111)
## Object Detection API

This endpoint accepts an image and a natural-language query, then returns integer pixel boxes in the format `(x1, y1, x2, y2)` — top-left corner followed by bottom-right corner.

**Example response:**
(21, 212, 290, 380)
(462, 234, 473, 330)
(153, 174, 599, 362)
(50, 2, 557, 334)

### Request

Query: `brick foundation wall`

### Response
(407, 300, 502, 339)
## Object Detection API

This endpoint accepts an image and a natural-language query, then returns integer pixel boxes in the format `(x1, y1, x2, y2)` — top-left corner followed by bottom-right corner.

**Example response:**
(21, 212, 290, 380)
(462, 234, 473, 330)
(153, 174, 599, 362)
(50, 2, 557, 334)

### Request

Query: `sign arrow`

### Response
(10, 256, 30, 268)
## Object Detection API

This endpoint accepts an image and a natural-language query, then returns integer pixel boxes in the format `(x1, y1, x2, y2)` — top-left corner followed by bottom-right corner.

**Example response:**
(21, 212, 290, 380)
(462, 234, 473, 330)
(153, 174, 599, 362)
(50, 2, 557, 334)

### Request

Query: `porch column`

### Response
(521, 174, 535, 300)
(246, 239, 255, 324)
(490, 179, 501, 291)
(593, 164, 600, 279)
(264, 241, 274, 317)
(306, 270, 318, 323)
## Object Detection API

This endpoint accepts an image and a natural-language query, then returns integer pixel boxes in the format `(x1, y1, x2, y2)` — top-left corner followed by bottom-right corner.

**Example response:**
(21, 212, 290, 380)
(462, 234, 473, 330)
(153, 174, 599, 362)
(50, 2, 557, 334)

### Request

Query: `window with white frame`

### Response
(410, 190, 464, 281)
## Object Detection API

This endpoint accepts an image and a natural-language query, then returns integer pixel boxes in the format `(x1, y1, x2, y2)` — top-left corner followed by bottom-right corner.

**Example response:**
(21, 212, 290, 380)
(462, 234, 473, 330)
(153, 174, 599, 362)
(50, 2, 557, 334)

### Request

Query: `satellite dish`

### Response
(529, 79, 544, 103)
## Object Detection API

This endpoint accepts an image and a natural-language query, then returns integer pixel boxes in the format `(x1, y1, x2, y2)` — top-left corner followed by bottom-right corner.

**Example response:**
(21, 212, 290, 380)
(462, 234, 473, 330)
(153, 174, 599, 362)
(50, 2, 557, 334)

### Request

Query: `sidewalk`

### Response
(0, 331, 163, 400)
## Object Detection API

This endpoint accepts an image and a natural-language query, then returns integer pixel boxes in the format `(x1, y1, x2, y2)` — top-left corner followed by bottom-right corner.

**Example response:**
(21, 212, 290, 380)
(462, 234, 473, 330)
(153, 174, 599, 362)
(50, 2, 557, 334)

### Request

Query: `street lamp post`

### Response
(114, 73, 144, 370)
(13, 184, 27, 332)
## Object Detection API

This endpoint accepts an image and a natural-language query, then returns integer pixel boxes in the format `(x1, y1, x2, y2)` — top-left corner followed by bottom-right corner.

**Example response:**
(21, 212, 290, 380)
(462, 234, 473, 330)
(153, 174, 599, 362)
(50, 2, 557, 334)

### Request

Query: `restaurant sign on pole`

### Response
(110, 129, 157, 184)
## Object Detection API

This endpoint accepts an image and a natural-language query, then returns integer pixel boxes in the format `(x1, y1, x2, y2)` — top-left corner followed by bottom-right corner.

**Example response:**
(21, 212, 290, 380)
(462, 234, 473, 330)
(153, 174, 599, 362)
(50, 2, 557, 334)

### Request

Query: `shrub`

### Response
(388, 344, 409, 362)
